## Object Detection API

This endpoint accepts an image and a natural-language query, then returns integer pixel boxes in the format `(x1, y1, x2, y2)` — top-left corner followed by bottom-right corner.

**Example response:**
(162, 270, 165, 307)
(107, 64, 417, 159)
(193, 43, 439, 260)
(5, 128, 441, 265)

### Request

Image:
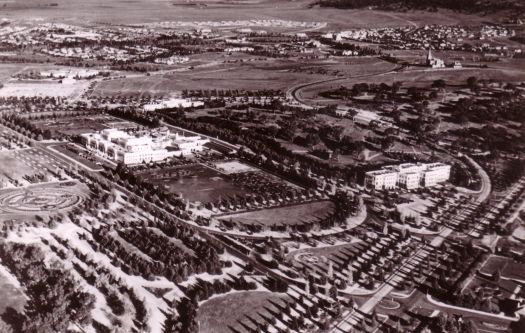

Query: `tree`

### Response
(467, 76, 478, 91)
(177, 297, 198, 333)
(432, 79, 446, 88)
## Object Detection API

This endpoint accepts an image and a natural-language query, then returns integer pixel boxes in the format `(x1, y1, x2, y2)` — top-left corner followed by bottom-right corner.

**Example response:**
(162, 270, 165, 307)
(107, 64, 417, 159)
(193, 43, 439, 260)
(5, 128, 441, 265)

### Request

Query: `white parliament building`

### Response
(81, 127, 209, 165)
(365, 162, 451, 190)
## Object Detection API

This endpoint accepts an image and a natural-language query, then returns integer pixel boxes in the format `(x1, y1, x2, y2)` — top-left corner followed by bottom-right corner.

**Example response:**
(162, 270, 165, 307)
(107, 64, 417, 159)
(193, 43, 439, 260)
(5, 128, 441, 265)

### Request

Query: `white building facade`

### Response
(365, 162, 450, 190)
(143, 98, 204, 112)
(81, 128, 209, 165)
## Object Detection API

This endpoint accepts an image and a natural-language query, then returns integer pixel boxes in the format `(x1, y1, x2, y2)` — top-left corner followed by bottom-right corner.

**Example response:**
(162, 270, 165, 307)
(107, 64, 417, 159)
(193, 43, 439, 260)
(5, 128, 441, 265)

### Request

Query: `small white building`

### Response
(143, 98, 204, 112)
(353, 110, 392, 128)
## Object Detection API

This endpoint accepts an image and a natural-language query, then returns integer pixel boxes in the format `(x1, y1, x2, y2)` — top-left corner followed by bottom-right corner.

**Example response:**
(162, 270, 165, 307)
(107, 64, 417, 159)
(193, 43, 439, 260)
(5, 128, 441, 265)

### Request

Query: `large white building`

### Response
(365, 162, 450, 190)
(81, 128, 209, 165)
(143, 98, 204, 112)
(365, 169, 398, 190)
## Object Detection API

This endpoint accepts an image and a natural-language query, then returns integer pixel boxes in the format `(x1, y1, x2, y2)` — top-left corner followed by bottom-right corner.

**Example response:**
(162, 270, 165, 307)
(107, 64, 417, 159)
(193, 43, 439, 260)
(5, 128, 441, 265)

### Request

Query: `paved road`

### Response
(330, 198, 477, 332)
(286, 62, 404, 108)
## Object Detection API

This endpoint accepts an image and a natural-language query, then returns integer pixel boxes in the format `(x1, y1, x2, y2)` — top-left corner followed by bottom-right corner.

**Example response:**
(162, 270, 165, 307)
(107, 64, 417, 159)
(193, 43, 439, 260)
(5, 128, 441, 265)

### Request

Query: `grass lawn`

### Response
(31, 114, 136, 136)
(0, 268, 26, 315)
(219, 200, 335, 226)
(480, 255, 525, 281)
(0, 80, 88, 98)
(0, 151, 38, 180)
(288, 241, 362, 264)
(0, 148, 72, 182)
(197, 291, 289, 333)
(92, 64, 328, 97)
(464, 276, 518, 301)
(146, 164, 253, 203)
(50, 143, 101, 170)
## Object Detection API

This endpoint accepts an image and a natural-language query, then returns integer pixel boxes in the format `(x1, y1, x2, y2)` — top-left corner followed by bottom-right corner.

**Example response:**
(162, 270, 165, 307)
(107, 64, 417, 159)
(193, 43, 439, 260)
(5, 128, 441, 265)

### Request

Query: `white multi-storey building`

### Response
(365, 169, 398, 190)
(398, 172, 421, 190)
(81, 128, 209, 165)
(422, 163, 451, 187)
(365, 162, 450, 190)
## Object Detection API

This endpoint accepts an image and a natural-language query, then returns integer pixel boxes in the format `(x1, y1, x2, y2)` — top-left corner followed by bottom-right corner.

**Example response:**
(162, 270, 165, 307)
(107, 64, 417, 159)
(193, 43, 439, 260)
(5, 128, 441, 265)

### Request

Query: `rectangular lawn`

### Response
(145, 164, 253, 203)
(219, 200, 335, 227)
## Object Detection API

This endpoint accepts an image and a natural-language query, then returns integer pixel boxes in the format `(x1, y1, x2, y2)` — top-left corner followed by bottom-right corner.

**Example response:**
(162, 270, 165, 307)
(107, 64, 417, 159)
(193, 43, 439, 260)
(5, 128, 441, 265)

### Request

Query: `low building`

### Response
(143, 98, 204, 111)
(353, 110, 380, 126)
(352, 110, 392, 128)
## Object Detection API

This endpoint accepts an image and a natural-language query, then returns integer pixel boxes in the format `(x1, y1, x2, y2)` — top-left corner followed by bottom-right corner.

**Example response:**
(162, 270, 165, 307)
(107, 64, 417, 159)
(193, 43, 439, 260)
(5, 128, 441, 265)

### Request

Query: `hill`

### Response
(312, 0, 525, 14)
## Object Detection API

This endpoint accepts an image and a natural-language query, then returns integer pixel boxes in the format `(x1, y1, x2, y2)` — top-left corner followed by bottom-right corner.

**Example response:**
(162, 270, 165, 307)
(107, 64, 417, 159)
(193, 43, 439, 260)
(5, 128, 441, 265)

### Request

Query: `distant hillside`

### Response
(312, 0, 524, 13)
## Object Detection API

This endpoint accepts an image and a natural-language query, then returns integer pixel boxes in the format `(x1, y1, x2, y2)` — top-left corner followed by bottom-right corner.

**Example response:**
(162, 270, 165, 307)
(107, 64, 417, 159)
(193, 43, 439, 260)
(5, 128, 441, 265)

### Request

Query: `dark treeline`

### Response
(313, 0, 523, 13)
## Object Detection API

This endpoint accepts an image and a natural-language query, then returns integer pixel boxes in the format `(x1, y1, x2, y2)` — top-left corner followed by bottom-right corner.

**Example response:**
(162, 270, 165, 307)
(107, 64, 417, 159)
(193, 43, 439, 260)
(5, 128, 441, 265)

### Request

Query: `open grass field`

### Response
(49, 143, 103, 171)
(0, 148, 72, 184)
(31, 114, 136, 136)
(92, 57, 397, 97)
(0, 267, 26, 315)
(219, 200, 335, 226)
(0, 150, 38, 182)
(145, 164, 253, 203)
(92, 64, 328, 97)
(480, 255, 525, 281)
(197, 291, 289, 333)
(0, 80, 89, 98)
(0, 64, 28, 83)
(214, 160, 256, 174)
(2, 0, 495, 30)
(297, 65, 525, 105)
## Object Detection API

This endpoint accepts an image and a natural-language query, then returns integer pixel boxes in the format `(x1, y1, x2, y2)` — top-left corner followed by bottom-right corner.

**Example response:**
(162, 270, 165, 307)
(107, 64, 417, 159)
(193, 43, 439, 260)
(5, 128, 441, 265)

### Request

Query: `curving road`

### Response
(286, 61, 404, 108)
